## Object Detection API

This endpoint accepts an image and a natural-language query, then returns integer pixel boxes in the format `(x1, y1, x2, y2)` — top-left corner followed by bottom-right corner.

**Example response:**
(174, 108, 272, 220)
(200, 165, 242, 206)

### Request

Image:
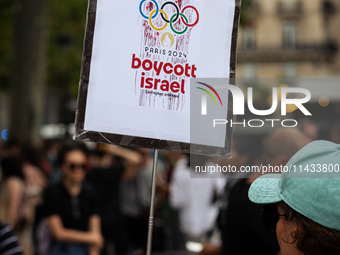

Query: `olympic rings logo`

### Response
(139, 0, 199, 35)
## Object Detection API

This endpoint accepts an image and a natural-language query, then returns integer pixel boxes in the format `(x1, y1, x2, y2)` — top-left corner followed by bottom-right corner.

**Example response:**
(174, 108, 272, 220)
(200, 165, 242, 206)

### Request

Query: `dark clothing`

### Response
(50, 243, 88, 255)
(125, 215, 148, 251)
(44, 182, 99, 232)
(86, 166, 128, 255)
(222, 179, 279, 255)
(85, 166, 124, 228)
(0, 222, 23, 255)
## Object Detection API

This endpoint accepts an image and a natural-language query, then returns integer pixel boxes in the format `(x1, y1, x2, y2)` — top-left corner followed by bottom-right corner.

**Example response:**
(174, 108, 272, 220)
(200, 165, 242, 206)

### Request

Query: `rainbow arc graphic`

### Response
(196, 82, 223, 106)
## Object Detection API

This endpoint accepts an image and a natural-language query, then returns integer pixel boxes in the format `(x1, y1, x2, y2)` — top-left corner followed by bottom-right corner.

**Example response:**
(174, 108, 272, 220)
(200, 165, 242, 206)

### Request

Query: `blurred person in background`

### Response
(2, 140, 22, 157)
(221, 128, 311, 255)
(86, 144, 142, 255)
(31, 141, 62, 255)
(120, 148, 166, 254)
(216, 135, 260, 188)
(161, 151, 183, 184)
(299, 118, 319, 141)
(21, 145, 48, 220)
(43, 139, 64, 185)
(160, 151, 187, 251)
(170, 154, 226, 246)
(44, 143, 103, 255)
(0, 156, 31, 255)
(0, 221, 23, 255)
(200, 136, 259, 254)
(329, 123, 340, 144)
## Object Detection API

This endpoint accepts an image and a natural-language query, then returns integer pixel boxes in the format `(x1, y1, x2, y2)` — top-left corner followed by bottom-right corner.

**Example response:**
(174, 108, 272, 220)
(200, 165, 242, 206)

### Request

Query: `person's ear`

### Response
(285, 221, 299, 244)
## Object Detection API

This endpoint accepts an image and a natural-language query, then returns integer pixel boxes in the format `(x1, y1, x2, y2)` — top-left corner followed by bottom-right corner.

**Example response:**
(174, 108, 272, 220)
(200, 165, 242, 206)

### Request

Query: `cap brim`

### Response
(248, 174, 282, 204)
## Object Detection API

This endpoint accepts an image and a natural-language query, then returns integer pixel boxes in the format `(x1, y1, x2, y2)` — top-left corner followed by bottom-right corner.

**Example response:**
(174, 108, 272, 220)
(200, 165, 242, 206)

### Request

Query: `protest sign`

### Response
(74, 0, 241, 157)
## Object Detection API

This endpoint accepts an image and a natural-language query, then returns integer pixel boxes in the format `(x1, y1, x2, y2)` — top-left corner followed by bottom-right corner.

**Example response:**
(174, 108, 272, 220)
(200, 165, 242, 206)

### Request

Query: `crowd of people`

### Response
(0, 122, 340, 255)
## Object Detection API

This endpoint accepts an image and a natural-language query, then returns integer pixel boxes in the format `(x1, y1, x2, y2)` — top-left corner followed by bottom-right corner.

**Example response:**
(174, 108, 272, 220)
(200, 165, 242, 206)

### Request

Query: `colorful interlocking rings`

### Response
(149, 9, 168, 31)
(139, 0, 199, 35)
(139, 0, 159, 19)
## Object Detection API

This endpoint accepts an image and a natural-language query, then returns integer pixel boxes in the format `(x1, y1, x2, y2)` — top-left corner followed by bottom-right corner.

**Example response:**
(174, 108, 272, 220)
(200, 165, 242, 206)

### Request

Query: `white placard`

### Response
(84, 0, 235, 146)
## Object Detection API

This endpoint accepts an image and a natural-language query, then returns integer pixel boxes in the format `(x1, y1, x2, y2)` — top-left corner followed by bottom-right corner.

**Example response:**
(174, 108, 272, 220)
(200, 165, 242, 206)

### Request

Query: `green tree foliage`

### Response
(0, 0, 87, 97)
(240, 0, 252, 26)
(48, 0, 88, 97)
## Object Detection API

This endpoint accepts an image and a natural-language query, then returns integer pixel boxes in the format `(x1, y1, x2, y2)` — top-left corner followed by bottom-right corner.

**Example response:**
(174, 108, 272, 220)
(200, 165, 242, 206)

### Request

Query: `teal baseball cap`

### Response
(248, 140, 340, 231)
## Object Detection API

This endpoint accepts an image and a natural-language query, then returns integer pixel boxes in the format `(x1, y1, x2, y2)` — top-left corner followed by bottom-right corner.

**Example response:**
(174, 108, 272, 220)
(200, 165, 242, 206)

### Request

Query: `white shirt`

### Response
(170, 157, 226, 238)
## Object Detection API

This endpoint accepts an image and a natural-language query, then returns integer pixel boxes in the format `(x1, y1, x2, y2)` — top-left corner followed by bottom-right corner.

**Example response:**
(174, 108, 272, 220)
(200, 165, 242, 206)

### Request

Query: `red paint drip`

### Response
(137, 0, 193, 111)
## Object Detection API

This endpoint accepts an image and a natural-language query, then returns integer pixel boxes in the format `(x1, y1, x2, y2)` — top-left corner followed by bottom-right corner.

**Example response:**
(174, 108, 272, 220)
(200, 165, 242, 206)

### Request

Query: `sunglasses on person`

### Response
(261, 204, 287, 232)
(67, 162, 87, 172)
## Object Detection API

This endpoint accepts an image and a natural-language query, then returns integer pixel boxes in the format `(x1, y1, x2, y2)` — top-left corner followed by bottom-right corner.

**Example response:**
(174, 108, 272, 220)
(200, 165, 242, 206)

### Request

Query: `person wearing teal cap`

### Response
(248, 140, 340, 255)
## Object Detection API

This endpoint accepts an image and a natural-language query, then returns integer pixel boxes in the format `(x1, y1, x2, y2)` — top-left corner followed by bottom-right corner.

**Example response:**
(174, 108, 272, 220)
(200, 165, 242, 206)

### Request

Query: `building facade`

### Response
(236, 0, 339, 78)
